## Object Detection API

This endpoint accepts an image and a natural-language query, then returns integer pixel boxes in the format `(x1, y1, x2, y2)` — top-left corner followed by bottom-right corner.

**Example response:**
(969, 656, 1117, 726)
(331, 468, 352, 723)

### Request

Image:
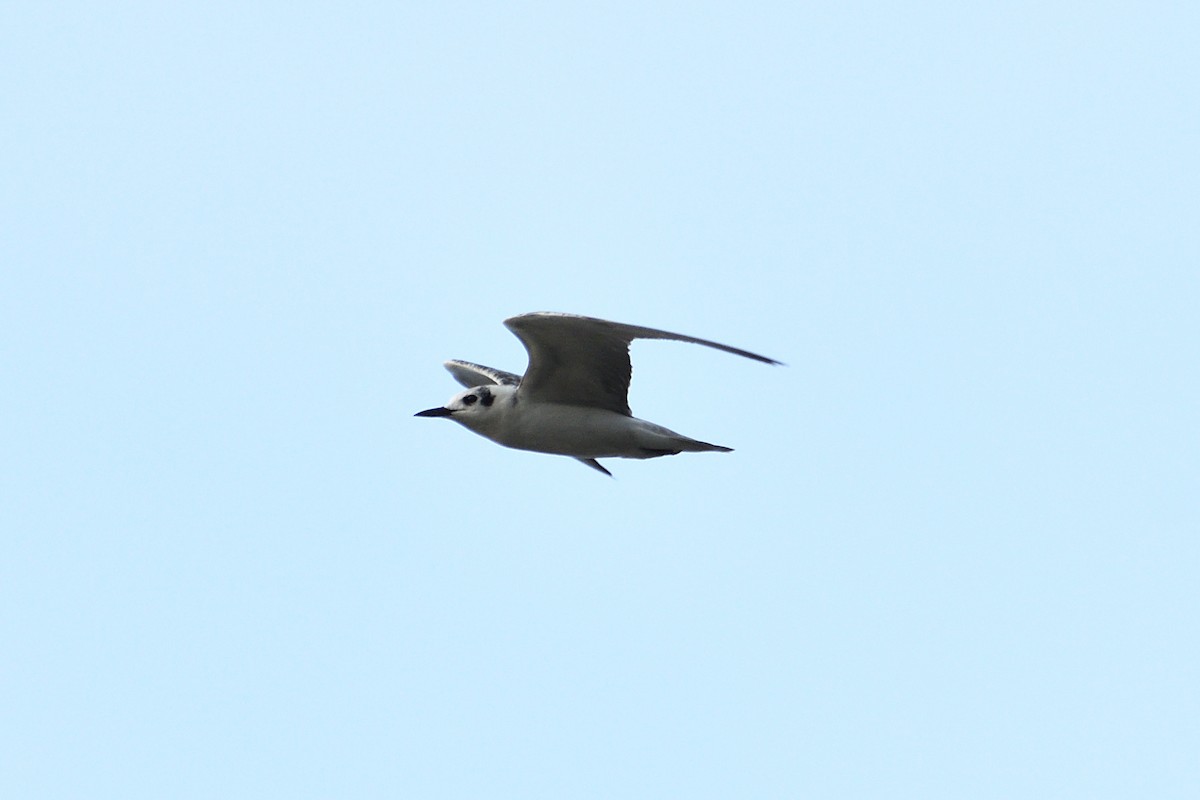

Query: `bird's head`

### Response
(414, 384, 513, 434)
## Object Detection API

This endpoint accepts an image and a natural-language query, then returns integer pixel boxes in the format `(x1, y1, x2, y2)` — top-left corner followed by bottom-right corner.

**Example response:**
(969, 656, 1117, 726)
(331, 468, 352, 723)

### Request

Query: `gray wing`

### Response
(504, 312, 781, 415)
(444, 360, 522, 389)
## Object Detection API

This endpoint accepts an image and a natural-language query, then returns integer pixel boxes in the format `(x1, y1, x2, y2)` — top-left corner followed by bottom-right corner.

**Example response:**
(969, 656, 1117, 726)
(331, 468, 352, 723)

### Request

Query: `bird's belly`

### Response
(500, 404, 641, 457)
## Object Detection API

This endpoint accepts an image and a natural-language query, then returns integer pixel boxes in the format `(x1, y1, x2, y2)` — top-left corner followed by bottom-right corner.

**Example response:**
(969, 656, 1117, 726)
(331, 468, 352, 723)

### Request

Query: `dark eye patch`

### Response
(463, 394, 477, 405)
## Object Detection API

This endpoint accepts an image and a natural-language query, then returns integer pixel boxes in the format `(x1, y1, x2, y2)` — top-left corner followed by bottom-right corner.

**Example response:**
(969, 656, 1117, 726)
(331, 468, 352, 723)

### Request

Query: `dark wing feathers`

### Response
(444, 360, 521, 389)
(504, 312, 780, 415)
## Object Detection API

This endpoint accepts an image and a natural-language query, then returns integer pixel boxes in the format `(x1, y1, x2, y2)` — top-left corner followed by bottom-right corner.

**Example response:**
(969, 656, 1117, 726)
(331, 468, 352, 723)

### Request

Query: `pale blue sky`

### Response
(3, 2, 1197, 798)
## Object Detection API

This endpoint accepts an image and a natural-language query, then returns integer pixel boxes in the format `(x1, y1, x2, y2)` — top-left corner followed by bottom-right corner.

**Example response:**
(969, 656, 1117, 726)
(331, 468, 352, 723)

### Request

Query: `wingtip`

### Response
(575, 457, 613, 477)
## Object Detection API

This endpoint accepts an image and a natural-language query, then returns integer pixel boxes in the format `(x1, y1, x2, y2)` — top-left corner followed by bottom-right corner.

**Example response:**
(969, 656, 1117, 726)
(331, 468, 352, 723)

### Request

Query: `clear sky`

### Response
(3, 2, 1197, 798)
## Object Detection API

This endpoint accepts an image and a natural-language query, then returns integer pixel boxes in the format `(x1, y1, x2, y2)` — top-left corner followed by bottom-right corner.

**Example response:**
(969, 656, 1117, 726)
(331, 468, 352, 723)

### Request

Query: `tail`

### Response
(639, 437, 733, 458)
(632, 419, 733, 457)
(677, 438, 732, 453)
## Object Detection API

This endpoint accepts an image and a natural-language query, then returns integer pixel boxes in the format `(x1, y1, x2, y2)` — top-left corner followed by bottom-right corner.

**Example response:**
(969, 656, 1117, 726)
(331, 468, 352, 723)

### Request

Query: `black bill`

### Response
(414, 407, 454, 417)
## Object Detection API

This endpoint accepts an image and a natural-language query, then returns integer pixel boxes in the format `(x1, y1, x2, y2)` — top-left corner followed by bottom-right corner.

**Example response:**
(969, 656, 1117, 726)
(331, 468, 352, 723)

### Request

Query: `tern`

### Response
(415, 312, 781, 476)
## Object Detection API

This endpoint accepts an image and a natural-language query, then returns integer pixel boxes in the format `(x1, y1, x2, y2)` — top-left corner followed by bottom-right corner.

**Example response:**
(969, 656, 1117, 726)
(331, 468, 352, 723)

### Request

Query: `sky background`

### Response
(3, 2, 1197, 798)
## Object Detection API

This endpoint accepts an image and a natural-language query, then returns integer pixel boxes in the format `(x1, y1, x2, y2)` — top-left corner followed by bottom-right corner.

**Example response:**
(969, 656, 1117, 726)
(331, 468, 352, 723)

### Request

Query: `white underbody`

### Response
(463, 400, 726, 459)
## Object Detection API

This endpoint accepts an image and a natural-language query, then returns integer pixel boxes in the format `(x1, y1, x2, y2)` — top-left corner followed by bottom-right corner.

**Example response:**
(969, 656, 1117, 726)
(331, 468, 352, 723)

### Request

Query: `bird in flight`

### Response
(415, 312, 781, 476)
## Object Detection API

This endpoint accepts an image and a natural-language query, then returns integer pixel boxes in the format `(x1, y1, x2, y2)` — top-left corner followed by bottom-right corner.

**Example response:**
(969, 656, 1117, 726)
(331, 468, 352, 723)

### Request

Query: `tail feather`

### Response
(688, 440, 733, 453)
(641, 439, 732, 456)
(632, 419, 734, 457)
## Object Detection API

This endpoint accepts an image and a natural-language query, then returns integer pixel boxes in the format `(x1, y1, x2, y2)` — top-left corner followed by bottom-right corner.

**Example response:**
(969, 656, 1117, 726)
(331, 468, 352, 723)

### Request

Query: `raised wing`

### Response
(504, 312, 780, 415)
(443, 360, 521, 389)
